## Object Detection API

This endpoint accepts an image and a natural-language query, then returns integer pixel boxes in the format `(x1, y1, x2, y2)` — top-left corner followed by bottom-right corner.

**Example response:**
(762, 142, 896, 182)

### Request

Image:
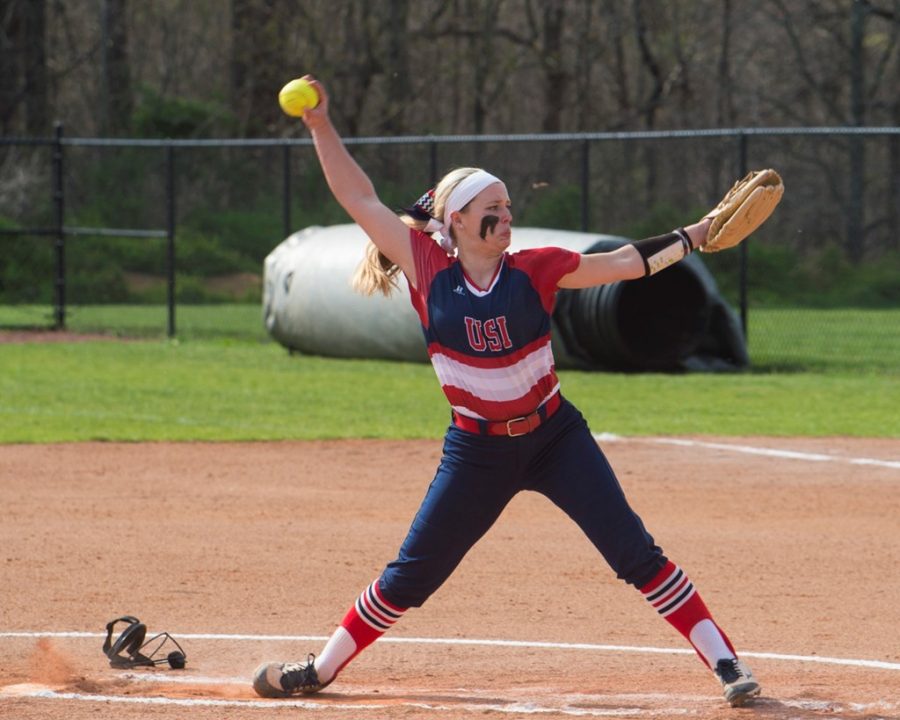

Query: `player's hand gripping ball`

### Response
(278, 77, 319, 117)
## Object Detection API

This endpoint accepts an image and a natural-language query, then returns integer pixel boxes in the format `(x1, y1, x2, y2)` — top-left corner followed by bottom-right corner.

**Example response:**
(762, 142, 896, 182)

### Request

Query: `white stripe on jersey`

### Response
(450, 381, 561, 420)
(430, 342, 555, 404)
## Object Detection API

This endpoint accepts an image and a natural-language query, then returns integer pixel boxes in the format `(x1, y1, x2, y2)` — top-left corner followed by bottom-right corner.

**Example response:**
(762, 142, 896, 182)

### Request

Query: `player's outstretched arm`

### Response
(300, 77, 416, 283)
(558, 219, 710, 290)
(559, 169, 782, 290)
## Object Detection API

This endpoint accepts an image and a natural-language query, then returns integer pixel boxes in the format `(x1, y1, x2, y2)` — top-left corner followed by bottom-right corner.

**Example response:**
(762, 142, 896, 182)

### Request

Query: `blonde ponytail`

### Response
(351, 240, 400, 296)
(351, 167, 484, 297)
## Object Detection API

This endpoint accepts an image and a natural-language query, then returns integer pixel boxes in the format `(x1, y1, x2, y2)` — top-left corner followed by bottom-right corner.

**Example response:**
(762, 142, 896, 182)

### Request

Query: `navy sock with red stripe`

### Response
(640, 560, 737, 669)
(314, 579, 407, 683)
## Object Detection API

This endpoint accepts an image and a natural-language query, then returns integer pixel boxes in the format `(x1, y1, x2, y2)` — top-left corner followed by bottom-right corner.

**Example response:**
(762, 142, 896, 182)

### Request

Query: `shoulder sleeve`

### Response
(405, 229, 451, 322)
(510, 247, 581, 294)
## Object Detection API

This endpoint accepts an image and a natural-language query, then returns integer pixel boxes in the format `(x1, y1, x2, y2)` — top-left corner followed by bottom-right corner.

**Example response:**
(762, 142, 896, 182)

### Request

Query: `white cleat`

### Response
(252, 654, 330, 698)
(714, 657, 761, 707)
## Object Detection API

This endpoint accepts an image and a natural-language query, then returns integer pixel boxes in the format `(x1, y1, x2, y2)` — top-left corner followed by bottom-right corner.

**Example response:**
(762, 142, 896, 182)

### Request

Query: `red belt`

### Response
(452, 393, 562, 437)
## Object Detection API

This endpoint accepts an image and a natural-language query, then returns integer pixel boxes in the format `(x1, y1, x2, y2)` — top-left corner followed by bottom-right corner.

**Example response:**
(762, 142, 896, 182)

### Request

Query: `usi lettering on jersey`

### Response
(407, 229, 580, 421)
(464, 316, 512, 352)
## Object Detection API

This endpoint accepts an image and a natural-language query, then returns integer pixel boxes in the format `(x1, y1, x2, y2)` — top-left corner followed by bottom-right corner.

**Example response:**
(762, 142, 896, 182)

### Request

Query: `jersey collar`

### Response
(461, 255, 505, 296)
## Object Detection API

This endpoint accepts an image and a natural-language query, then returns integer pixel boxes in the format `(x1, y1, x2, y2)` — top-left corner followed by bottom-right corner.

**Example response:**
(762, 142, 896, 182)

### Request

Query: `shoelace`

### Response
(714, 658, 743, 683)
(281, 653, 320, 692)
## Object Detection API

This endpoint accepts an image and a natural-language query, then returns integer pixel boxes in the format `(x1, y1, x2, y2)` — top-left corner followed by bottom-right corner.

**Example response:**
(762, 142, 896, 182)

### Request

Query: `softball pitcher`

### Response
(254, 75, 781, 708)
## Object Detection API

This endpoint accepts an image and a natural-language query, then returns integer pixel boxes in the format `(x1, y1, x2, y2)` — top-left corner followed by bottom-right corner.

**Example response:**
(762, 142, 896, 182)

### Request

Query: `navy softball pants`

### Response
(379, 397, 667, 608)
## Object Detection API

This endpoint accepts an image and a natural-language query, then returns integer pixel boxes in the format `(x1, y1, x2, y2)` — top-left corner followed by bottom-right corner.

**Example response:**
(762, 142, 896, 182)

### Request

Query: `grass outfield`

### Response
(0, 304, 270, 342)
(747, 307, 899, 374)
(5, 303, 899, 372)
(1, 304, 898, 442)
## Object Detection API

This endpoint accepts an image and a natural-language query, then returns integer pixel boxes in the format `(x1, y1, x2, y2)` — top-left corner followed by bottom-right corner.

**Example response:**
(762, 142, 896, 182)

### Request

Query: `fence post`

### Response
(166, 145, 176, 338)
(282, 143, 291, 238)
(52, 123, 65, 330)
(580, 139, 590, 232)
(738, 132, 748, 341)
(429, 141, 438, 187)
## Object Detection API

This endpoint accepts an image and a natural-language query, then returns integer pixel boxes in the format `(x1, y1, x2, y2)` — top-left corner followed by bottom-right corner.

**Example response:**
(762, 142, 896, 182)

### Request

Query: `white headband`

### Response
(433, 170, 502, 253)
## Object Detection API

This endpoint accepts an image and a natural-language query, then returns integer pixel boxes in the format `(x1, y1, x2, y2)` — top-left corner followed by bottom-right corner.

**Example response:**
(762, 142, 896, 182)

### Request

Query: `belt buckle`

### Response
(506, 415, 530, 437)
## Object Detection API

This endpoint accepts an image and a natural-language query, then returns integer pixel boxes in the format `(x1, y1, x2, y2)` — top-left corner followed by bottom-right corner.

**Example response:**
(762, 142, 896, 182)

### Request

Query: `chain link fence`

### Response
(1, 126, 898, 372)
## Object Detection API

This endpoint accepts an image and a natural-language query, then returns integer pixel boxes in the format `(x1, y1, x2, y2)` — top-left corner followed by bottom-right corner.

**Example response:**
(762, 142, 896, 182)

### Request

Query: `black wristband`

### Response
(632, 228, 692, 276)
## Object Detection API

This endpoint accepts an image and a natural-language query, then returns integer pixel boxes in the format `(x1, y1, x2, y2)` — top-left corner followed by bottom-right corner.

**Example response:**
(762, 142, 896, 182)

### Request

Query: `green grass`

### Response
(0, 340, 448, 442)
(0, 303, 268, 341)
(1, 305, 898, 442)
(4, 304, 899, 371)
(747, 308, 900, 373)
(563, 371, 897, 437)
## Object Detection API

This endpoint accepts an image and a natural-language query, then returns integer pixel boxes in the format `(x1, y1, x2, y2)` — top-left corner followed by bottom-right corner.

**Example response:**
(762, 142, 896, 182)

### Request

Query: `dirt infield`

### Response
(1, 437, 898, 719)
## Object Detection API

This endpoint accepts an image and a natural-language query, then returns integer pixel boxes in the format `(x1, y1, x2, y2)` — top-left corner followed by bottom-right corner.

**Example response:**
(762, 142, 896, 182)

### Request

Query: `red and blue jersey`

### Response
(406, 229, 581, 422)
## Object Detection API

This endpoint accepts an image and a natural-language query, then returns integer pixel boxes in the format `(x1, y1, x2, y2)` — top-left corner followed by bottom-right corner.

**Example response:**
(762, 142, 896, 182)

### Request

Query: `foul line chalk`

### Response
(594, 434, 900, 471)
(2, 631, 899, 671)
(0, 685, 718, 716)
(4, 688, 386, 712)
(5, 684, 897, 717)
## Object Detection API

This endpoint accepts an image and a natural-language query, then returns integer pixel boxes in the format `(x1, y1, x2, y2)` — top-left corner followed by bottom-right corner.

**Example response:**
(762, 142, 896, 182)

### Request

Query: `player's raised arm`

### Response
(288, 76, 416, 285)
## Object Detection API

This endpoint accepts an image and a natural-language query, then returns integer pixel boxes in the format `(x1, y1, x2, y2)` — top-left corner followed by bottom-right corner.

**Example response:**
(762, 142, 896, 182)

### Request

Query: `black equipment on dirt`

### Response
(102, 615, 187, 669)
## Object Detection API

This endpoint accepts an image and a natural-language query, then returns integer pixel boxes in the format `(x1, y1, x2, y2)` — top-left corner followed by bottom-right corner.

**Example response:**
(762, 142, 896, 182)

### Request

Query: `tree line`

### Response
(1, 0, 899, 264)
(3, 0, 898, 138)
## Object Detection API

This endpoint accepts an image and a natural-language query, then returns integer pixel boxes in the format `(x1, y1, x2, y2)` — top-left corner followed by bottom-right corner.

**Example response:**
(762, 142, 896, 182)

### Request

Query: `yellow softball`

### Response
(278, 78, 319, 117)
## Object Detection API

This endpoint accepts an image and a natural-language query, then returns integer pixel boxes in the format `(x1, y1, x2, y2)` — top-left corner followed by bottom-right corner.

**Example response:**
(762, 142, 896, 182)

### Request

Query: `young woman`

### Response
(254, 76, 762, 708)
